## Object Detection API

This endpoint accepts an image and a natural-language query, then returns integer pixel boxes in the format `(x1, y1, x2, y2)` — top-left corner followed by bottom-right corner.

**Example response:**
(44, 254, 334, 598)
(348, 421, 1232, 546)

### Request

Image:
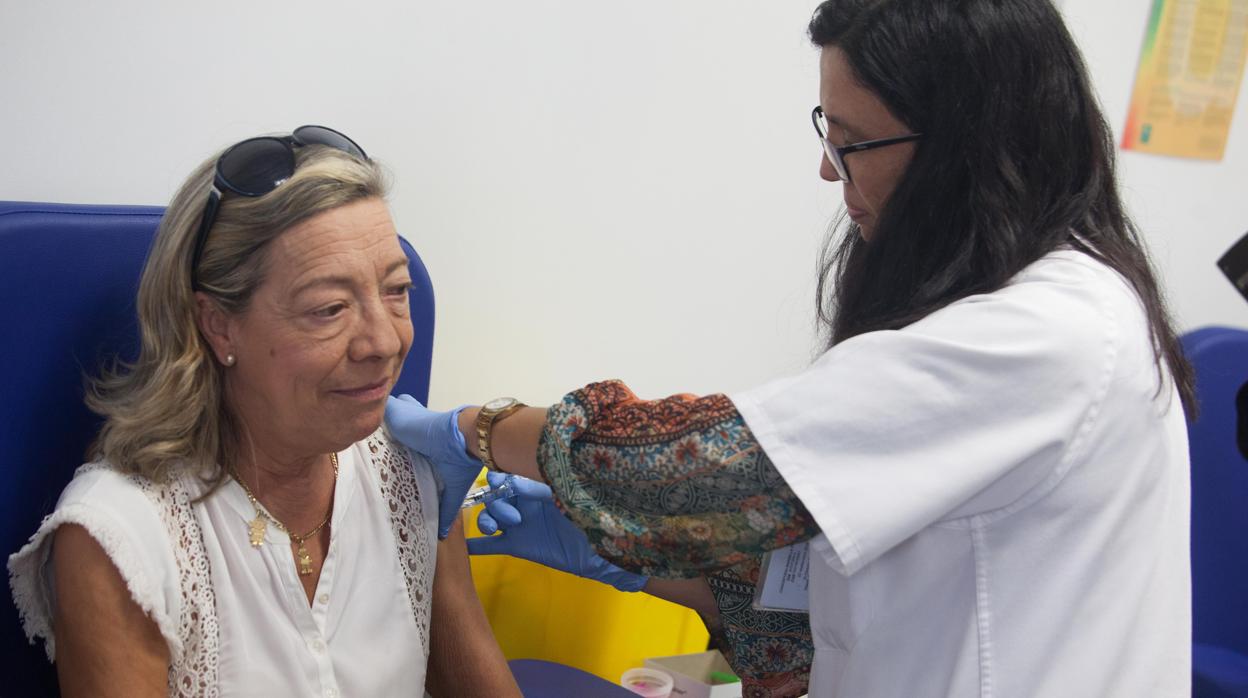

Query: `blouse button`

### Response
(318, 593, 330, 605)
(311, 639, 326, 653)
(325, 689, 338, 698)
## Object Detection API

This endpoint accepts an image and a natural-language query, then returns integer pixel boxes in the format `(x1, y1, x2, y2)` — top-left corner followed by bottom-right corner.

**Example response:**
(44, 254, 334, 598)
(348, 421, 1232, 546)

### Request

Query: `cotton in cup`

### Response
(620, 667, 674, 698)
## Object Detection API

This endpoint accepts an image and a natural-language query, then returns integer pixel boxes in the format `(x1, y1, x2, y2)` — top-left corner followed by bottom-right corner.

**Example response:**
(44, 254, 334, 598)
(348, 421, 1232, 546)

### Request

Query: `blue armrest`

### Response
(1194, 644, 1248, 697)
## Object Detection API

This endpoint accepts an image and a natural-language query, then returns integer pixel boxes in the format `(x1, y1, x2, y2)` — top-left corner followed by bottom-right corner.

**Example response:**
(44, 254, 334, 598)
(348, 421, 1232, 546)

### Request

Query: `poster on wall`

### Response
(1121, 0, 1248, 160)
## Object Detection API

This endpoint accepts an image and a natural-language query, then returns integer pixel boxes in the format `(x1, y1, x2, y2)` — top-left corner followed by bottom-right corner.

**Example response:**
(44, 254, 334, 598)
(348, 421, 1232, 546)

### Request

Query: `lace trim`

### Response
(79, 463, 219, 696)
(7, 502, 178, 662)
(6, 463, 220, 696)
(368, 431, 435, 657)
(10, 436, 432, 696)
(158, 471, 220, 697)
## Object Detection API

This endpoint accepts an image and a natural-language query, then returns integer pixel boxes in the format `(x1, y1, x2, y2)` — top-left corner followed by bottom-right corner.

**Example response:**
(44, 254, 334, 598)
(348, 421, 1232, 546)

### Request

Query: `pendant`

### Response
(248, 516, 267, 548)
(296, 539, 314, 576)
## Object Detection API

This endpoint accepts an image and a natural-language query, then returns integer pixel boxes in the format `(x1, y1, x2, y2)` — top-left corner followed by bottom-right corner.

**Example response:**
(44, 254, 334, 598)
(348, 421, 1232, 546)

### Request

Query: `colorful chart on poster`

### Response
(1122, 0, 1248, 160)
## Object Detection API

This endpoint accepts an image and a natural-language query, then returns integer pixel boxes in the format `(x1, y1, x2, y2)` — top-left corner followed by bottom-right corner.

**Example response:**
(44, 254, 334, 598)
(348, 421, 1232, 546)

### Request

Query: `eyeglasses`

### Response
(811, 106, 922, 183)
(190, 125, 368, 289)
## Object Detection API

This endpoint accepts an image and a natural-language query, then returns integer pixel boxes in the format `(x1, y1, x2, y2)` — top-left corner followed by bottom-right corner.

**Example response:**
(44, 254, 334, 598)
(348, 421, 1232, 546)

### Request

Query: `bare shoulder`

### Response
(52, 521, 111, 566)
(426, 518, 521, 697)
(52, 524, 169, 697)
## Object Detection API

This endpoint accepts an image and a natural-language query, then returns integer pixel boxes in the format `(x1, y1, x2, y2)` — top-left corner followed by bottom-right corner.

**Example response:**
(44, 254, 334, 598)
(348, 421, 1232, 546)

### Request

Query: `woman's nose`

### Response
(820, 154, 841, 183)
(350, 303, 404, 362)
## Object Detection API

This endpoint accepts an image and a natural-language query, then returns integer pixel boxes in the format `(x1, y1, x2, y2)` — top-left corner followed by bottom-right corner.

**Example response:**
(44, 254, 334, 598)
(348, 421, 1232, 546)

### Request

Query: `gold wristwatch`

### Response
(475, 397, 526, 471)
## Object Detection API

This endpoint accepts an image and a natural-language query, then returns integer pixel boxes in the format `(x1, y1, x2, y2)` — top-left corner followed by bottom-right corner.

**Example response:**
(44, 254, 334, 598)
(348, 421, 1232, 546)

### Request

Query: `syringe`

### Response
(460, 473, 518, 510)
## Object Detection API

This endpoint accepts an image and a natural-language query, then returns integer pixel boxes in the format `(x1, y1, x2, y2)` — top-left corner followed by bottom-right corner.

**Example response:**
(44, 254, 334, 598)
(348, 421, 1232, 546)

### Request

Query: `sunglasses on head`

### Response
(189, 125, 368, 290)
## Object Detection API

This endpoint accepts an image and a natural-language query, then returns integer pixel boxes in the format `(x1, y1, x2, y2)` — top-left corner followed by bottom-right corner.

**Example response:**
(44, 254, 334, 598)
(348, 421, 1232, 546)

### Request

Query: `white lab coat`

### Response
(732, 250, 1190, 697)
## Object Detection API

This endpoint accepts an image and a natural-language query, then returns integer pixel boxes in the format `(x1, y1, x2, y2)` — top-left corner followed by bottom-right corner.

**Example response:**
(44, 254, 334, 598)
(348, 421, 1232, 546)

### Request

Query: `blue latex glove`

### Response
(384, 394, 482, 539)
(467, 472, 648, 593)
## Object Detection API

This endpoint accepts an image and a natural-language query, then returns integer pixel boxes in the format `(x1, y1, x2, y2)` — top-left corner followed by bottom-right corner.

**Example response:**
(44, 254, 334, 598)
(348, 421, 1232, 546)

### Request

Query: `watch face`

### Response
(483, 397, 517, 412)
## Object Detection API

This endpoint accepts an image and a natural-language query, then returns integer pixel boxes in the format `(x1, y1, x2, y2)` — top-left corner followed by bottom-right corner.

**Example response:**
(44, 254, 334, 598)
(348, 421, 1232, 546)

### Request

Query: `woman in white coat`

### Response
(387, 0, 1195, 695)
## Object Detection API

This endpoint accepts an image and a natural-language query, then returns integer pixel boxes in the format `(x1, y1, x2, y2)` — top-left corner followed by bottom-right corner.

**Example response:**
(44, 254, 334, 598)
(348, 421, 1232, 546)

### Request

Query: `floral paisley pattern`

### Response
(537, 380, 818, 696)
(704, 559, 812, 698)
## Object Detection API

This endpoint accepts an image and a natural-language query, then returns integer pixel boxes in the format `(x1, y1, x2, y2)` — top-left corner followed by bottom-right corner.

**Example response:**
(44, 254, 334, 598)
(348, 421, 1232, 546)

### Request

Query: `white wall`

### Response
(1062, 1, 1248, 333)
(2, 1, 1245, 409)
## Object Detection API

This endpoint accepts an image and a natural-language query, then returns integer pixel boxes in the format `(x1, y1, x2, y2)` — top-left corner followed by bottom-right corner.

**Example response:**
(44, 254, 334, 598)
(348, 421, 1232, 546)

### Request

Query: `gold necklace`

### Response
(234, 452, 339, 576)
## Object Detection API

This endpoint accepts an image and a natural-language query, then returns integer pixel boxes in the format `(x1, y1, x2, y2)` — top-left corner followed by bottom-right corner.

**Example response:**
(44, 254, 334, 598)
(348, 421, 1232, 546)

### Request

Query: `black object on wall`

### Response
(1217, 229, 1248, 304)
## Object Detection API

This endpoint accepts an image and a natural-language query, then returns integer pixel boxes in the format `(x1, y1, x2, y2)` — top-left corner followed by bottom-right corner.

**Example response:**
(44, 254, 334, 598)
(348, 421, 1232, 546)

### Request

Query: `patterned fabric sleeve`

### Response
(537, 379, 820, 577)
(536, 380, 817, 697)
(704, 558, 812, 698)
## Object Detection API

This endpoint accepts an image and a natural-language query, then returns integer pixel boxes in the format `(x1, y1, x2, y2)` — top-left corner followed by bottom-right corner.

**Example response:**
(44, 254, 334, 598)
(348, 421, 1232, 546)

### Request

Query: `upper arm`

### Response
(424, 517, 520, 698)
(51, 523, 169, 698)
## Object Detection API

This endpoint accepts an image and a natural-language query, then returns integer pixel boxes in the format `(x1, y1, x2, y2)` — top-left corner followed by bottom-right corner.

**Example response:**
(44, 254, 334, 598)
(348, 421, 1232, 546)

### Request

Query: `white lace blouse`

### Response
(8, 428, 439, 697)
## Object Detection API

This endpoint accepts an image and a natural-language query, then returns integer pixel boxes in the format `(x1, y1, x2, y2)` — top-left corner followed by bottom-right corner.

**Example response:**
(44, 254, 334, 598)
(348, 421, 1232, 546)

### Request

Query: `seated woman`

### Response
(8, 127, 520, 696)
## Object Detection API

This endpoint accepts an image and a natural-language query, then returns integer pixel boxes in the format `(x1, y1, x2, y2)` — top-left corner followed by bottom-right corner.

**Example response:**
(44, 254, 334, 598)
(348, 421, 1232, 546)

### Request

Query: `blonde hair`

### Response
(87, 142, 388, 487)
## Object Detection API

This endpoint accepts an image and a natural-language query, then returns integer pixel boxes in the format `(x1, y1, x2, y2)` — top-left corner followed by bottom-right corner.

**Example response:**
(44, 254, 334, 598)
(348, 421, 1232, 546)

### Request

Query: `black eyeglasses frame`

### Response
(811, 106, 922, 183)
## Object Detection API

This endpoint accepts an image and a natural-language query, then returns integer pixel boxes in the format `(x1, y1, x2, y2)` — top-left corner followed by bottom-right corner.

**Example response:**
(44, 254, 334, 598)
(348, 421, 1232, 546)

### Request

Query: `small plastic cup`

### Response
(620, 667, 674, 698)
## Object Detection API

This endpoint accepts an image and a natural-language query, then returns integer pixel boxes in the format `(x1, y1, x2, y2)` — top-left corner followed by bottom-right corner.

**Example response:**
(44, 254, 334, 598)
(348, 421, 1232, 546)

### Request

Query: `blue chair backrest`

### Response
(1182, 326, 1248, 692)
(0, 200, 434, 695)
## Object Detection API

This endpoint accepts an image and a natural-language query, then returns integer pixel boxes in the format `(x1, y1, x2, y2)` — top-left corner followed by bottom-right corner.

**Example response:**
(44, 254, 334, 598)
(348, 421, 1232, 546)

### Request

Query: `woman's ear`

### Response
(195, 292, 235, 367)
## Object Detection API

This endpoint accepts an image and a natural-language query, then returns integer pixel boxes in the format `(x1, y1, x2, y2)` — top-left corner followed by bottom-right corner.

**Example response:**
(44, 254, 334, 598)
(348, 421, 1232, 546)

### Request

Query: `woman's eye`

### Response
(312, 303, 346, 318)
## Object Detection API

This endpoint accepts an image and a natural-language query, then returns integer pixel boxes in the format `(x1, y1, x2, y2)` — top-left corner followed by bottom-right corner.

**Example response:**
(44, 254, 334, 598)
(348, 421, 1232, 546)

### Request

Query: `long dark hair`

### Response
(809, 0, 1196, 415)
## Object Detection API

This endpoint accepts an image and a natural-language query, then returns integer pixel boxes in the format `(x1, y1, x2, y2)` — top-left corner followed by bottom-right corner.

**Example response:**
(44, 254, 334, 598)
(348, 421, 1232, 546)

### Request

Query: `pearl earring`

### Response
(224, 354, 236, 367)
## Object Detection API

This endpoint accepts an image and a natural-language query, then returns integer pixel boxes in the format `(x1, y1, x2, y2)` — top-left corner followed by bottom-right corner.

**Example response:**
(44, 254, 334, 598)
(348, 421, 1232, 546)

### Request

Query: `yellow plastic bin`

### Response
(465, 507, 710, 682)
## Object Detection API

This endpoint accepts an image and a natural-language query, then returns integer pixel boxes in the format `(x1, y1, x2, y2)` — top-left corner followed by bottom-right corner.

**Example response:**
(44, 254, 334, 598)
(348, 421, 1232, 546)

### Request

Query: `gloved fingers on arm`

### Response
(478, 500, 519, 533)
(384, 395, 484, 539)
(383, 395, 419, 429)
(477, 472, 549, 533)
(485, 470, 509, 489)
(477, 507, 500, 535)
(490, 471, 554, 500)
(438, 491, 460, 539)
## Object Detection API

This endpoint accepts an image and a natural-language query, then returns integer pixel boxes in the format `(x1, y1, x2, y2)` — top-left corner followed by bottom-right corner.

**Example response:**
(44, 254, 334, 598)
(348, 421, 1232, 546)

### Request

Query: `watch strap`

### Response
(475, 399, 526, 471)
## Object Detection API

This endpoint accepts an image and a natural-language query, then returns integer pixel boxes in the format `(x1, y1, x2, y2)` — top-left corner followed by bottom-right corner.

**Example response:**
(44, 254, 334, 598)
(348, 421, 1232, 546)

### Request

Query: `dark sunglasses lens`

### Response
(293, 125, 367, 160)
(218, 138, 296, 196)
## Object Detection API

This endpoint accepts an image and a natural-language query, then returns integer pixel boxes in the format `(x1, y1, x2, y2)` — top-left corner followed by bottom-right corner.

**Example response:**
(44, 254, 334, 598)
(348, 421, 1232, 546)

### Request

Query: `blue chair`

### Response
(1183, 327, 1248, 697)
(0, 200, 435, 696)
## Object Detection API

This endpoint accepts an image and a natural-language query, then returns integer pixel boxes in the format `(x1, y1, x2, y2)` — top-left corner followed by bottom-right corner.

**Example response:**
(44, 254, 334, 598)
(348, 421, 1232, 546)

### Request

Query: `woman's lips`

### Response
(332, 379, 390, 401)
(846, 205, 867, 221)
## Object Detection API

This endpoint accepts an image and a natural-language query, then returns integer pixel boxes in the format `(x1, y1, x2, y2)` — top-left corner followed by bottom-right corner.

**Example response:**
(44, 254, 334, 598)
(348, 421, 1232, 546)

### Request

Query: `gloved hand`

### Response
(385, 394, 482, 539)
(467, 472, 648, 592)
